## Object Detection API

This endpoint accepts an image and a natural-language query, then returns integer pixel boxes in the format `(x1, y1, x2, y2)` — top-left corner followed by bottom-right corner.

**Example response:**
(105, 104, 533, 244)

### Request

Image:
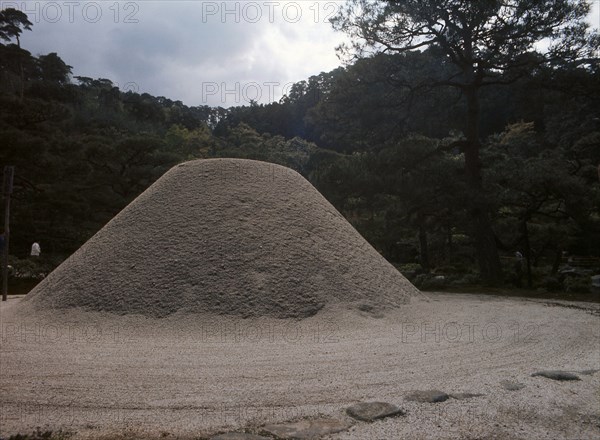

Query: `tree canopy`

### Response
(0, 8, 32, 45)
(1, 5, 599, 295)
(329, 0, 599, 283)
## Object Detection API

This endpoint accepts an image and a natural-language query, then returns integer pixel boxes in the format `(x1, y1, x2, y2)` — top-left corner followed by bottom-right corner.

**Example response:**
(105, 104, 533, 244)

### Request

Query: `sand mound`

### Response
(23, 158, 417, 318)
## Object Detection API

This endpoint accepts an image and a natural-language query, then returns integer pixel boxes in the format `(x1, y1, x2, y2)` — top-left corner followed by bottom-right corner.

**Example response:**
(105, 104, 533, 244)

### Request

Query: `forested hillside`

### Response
(1, 6, 599, 293)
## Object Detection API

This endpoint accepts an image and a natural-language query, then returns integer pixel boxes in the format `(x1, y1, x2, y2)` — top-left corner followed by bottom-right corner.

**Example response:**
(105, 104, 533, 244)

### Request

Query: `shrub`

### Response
(7, 256, 53, 279)
(397, 263, 424, 281)
(421, 275, 448, 290)
(564, 276, 591, 294)
(540, 276, 563, 292)
(450, 274, 480, 286)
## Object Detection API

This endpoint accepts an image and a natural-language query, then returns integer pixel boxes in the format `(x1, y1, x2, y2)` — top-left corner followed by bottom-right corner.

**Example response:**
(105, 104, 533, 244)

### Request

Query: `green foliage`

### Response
(165, 123, 215, 159)
(216, 123, 321, 175)
(36, 52, 72, 83)
(332, 1, 597, 70)
(487, 117, 600, 266)
(0, 8, 32, 44)
(8, 255, 56, 279)
(329, 0, 599, 283)
(564, 276, 591, 294)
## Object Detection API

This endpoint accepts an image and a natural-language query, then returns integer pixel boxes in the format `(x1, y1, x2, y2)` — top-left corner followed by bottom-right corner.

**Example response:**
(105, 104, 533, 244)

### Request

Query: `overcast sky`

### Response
(5, 0, 600, 108)
(8, 0, 348, 107)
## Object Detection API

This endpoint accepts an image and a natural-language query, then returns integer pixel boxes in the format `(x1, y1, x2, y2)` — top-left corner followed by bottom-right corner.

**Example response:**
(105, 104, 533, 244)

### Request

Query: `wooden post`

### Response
(2, 166, 14, 301)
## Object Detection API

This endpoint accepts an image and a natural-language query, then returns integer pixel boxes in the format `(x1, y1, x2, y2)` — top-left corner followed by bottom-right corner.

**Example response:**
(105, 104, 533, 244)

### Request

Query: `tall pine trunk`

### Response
(418, 217, 430, 272)
(464, 86, 502, 284)
(521, 220, 533, 288)
(16, 35, 24, 102)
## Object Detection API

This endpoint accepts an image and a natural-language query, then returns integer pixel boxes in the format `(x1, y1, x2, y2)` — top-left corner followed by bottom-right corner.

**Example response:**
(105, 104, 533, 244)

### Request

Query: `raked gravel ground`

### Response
(1, 292, 599, 440)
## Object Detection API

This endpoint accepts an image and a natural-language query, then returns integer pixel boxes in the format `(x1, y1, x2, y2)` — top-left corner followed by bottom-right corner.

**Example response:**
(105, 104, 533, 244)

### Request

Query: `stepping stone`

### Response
(531, 370, 581, 381)
(449, 393, 484, 400)
(261, 418, 352, 439)
(211, 434, 270, 440)
(579, 369, 599, 376)
(405, 390, 449, 403)
(346, 401, 405, 422)
(500, 380, 526, 391)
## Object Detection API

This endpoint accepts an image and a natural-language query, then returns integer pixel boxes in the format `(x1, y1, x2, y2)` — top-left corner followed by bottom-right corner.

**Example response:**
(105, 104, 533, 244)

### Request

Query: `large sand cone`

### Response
(24, 159, 418, 318)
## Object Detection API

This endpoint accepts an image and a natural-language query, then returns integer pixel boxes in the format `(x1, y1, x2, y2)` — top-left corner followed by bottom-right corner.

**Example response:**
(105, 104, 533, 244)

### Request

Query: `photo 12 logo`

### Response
(0, 1, 140, 24)
(200, 1, 342, 24)
(201, 81, 295, 105)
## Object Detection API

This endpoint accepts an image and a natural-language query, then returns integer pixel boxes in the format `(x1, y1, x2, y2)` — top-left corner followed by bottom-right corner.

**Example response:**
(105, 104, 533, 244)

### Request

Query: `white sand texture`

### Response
(1, 159, 599, 440)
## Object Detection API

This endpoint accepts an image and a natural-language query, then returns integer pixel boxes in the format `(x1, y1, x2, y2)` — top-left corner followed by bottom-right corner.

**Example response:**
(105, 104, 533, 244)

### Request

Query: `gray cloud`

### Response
(6, 0, 346, 106)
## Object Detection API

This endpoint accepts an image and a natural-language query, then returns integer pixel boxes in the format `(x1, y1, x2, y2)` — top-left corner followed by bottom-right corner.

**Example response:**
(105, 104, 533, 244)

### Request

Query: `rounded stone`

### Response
(449, 392, 484, 400)
(405, 390, 450, 403)
(261, 418, 352, 439)
(346, 401, 405, 422)
(531, 370, 581, 381)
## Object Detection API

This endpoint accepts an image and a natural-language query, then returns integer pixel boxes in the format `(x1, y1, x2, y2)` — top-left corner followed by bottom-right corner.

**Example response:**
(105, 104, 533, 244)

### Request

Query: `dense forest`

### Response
(1, 4, 599, 294)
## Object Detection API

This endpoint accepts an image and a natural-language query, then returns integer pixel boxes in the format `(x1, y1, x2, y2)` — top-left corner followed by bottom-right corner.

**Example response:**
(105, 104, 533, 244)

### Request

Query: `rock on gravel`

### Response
(531, 371, 581, 381)
(21, 159, 418, 319)
(449, 393, 484, 400)
(261, 418, 352, 439)
(346, 401, 405, 422)
(405, 390, 450, 403)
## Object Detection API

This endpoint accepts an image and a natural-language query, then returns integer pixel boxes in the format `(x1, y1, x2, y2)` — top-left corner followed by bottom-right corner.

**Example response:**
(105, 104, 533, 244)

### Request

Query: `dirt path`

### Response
(1, 293, 599, 439)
